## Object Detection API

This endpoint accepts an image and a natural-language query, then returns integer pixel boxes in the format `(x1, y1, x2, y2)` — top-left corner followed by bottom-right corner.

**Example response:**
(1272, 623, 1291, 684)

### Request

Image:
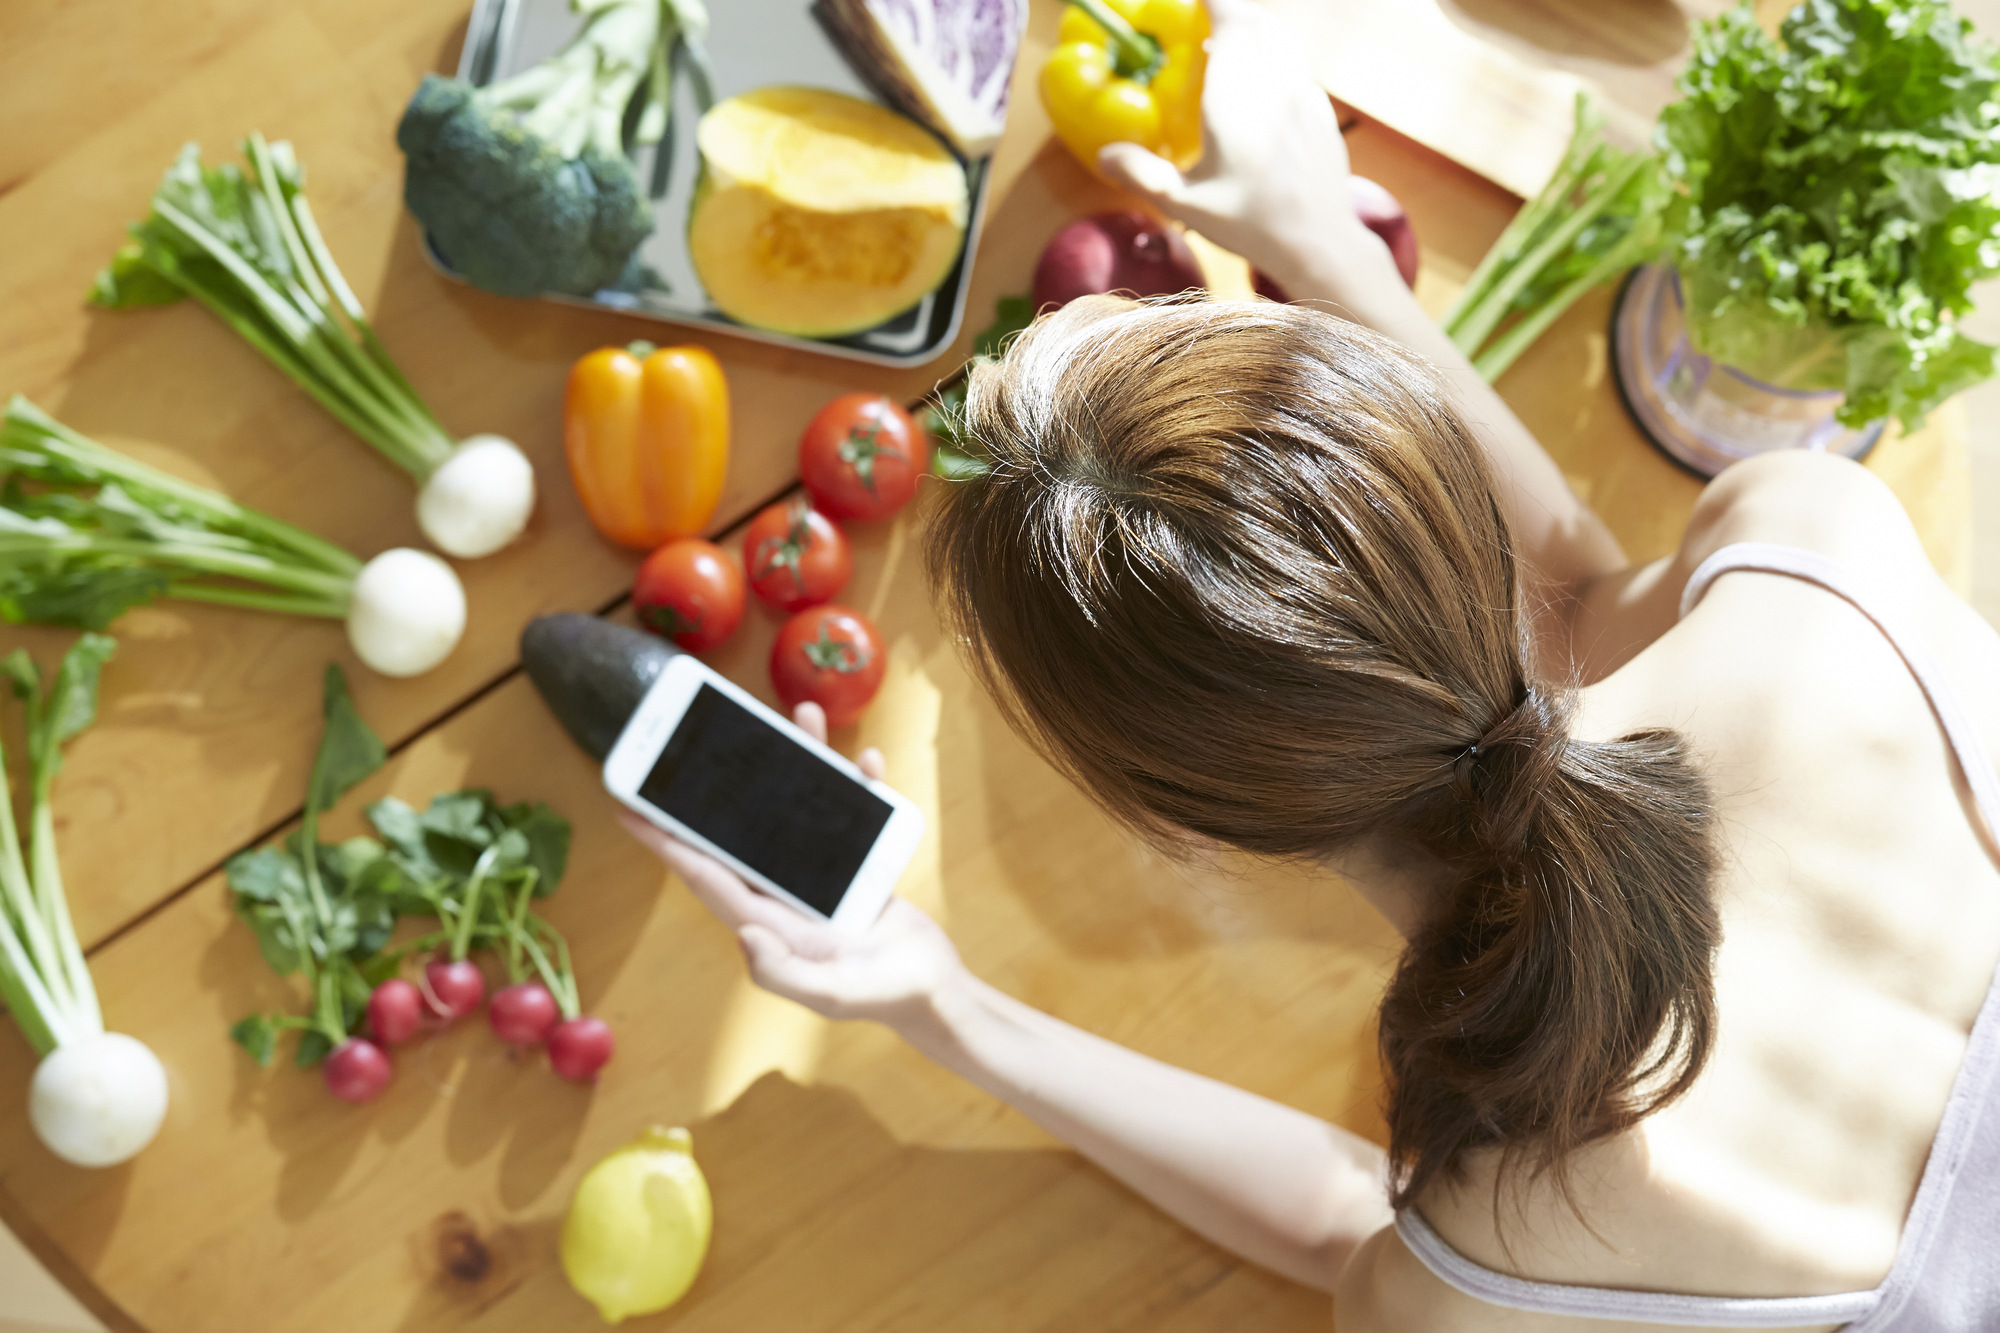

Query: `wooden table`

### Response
(0, 1, 1974, 1329)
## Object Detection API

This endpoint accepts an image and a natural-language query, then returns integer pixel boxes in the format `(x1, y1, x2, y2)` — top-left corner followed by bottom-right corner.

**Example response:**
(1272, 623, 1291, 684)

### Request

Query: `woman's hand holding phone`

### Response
(619, 700, 966, 1028)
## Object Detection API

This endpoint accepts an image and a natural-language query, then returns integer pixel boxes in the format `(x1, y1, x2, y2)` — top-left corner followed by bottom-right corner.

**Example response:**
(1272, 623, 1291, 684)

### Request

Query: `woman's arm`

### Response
(623, 703, 1394, 1294)
(1097, 0, 1627, 652)
(900, 970, 1393, 1292)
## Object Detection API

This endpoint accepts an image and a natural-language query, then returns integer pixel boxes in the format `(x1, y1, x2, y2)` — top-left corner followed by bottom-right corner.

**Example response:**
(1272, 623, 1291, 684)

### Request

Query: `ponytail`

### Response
(1380, 681, 1720, 1209)
(923, 296, 1722, 1212)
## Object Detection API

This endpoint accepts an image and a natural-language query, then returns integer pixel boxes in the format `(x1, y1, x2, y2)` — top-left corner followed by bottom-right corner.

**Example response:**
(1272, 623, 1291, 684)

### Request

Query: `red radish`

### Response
(490, 981, 560, 1046)
(425, 959, 486, 1020)
(1032, 211, 1205, 312)
(324, 1038, 392, 1103)
(366, 978, 423, 1046)
(548, 1017, 615, 1082)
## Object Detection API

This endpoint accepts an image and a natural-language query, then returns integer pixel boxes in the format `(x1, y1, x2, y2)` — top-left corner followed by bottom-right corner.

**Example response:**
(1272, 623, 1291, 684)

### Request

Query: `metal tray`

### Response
(435, 0, 1003, 367)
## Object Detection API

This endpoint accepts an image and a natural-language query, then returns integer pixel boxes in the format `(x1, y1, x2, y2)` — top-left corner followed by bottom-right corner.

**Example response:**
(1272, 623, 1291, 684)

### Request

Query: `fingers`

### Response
(1098, 142, 1186, 206)
(738, 923, 832, 1007)
(795, 699, 885, 782)
(793, 700, 828, 744)
(619, 808, 812, 940)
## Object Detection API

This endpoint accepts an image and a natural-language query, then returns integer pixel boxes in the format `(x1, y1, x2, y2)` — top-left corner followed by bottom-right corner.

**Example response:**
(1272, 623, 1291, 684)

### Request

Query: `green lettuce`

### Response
(1658, 0, 2000, 429)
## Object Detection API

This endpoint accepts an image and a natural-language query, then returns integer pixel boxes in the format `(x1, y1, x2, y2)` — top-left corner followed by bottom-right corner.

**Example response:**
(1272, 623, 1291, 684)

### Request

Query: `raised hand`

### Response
(1095, 0, 1399, 300)
(618, 700, 964, 1027)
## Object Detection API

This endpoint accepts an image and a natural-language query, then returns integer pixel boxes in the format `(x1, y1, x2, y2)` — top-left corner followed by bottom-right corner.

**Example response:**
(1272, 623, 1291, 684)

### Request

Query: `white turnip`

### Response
(29, 1033, 170, 1168)
(345, 548, 468, 678)
(416, 434, 537, 559)
(1, 637, 170, 1167)
(2, 401, 471, 679)
(97, 136, 538, 562)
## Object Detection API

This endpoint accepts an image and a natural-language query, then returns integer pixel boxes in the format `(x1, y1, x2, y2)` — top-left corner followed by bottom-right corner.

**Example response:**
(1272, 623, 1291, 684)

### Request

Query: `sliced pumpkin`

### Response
(689, 87, 970, 339)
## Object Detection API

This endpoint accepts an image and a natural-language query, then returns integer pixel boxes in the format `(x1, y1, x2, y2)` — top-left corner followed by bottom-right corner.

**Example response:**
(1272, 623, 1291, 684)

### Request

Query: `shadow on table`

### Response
(390, 1071, 1329, 1332)
(0, 1169, 145, 1333)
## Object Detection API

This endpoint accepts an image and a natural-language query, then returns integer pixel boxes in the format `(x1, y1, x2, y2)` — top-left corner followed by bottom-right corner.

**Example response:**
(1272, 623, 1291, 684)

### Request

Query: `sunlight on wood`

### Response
(858, 649, 949, 922)
(699, 982, 831, 1118)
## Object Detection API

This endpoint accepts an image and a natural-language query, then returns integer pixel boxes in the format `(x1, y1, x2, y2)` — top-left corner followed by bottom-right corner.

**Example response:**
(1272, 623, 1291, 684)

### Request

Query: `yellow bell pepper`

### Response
(1040, 0, 1209, 175)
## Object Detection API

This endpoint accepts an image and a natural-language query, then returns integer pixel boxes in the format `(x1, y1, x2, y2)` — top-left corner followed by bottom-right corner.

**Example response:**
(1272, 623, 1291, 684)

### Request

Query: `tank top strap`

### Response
(1394, 1209, 1881, 1327)
(1682, 541, 2000, 850)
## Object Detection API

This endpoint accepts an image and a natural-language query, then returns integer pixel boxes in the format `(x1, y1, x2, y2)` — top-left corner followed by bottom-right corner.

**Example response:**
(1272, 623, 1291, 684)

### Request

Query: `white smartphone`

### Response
(603, 653, 925, 930)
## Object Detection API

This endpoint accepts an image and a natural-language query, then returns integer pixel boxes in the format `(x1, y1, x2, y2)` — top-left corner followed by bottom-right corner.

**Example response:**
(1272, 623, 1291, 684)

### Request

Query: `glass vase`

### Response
(1609, 264, 1884, 479)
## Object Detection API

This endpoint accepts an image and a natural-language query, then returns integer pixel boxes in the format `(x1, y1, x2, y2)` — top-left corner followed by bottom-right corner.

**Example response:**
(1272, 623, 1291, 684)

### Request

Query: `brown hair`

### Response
(924, 297, 1721, 1209)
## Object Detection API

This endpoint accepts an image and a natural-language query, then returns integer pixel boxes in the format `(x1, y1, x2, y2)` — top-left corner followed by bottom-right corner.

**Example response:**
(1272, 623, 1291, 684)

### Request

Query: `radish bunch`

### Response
(343, 889, 617, 1097)
(337, 973, 614, 1101)
(230, 667, 611, 1102)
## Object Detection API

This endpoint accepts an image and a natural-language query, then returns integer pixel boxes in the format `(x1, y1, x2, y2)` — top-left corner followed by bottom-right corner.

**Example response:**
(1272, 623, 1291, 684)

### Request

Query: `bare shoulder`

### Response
(1678, 451, 1939, 590)
(1332, 1224, 1494, 1333)
(1675, 452, 2000, 697)
(1569, 453, 1964, 680)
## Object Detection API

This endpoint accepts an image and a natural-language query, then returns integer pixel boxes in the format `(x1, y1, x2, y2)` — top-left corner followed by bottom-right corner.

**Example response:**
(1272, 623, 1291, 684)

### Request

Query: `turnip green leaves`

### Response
(0, 396, 363, 629)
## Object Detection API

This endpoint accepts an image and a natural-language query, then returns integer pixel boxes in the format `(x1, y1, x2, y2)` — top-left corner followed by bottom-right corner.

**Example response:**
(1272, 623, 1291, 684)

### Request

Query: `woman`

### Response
(622, 2, 2000, 1327)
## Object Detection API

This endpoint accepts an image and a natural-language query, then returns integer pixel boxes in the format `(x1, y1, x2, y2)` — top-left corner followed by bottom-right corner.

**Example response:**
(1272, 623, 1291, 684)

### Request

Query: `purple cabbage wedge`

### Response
(813, 0, 1027, 157)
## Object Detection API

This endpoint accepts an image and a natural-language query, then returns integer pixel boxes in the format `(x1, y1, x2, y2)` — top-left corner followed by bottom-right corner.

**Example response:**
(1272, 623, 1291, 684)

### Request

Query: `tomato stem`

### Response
(803, 624, 872, 674)
(838, 412, 907, 497)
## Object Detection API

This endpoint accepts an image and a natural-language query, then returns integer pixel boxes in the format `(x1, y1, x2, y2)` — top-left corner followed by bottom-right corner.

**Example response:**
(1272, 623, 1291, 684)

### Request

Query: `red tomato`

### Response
(770, 604, 887, 729)
(799, 393, 928, 522)
(633, 538, 746, 652)
(744, 496, 853, 612)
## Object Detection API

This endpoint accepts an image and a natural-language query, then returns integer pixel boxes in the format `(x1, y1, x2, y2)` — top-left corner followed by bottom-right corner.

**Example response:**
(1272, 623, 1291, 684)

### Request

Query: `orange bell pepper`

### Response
(564, 342, 730, 549)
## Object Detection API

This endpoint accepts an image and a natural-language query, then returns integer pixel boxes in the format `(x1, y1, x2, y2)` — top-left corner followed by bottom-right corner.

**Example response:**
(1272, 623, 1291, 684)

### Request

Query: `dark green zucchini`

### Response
(520, 614, 680, 762)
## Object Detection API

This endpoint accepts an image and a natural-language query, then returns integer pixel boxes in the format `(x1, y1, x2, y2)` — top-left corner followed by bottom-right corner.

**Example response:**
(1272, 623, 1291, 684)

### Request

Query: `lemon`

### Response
(560, 1125, 714, 1322)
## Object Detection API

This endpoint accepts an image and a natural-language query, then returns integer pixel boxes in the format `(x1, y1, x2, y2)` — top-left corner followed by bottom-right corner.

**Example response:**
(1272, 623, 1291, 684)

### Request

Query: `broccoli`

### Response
(396, 0, 709, 299)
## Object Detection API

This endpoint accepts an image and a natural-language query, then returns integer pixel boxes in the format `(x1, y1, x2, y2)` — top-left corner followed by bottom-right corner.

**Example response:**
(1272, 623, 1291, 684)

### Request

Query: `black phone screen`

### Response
(638, 684, 895, 917)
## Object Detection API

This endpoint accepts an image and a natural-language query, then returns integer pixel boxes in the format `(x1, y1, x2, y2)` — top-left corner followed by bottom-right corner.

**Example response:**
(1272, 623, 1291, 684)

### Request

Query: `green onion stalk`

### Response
(1441, 94, 1669, 383)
